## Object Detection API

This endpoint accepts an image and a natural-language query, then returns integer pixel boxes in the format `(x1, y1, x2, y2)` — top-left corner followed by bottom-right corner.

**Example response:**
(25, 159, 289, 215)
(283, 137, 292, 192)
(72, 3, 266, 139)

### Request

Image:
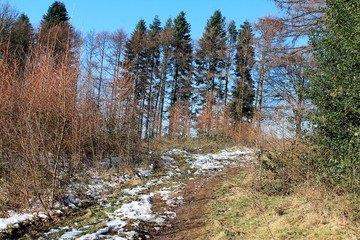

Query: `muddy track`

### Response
(0, 148, 253, 239)
(150, 167, 245, 240)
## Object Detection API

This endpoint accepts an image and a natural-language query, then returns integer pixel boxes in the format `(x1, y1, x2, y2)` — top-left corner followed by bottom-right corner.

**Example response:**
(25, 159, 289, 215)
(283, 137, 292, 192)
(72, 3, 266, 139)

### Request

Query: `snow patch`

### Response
(76, 221, 127, 240)
(123, 186, 147, 196)
(188, 148, 254, 174)
(112, 194, 165, 225)
(166, 148, 190, 156)
(59, 228, 83, 239)
(0, 211, 33, 232)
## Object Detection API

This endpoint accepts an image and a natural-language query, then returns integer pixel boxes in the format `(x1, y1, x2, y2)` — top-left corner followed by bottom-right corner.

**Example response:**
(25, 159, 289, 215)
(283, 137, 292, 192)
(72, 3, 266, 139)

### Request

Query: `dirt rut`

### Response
(150, 167, 246, 240)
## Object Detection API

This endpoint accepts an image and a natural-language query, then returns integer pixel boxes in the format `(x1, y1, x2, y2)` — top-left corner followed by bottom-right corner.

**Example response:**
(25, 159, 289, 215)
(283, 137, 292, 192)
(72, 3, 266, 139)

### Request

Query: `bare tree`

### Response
(273, 0, 325, 46)
(253, 16, 285, 130)
(268, 51, 311, 141)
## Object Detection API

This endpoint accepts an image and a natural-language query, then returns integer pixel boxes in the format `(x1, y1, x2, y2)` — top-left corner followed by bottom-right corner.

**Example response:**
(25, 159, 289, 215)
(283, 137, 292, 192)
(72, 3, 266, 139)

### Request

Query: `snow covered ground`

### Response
(0, 211, 34, 232)
(0, 147, 254, 239)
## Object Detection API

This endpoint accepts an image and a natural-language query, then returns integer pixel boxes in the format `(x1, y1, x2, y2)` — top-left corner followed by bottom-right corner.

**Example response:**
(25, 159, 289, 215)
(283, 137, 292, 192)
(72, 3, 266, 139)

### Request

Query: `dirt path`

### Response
(0, 148, 253, 239)
(150, 167, 245, 240)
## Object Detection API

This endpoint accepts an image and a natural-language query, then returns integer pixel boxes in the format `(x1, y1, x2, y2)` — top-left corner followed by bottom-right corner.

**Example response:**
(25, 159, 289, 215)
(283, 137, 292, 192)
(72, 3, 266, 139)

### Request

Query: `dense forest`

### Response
(0, 0, 358, 214)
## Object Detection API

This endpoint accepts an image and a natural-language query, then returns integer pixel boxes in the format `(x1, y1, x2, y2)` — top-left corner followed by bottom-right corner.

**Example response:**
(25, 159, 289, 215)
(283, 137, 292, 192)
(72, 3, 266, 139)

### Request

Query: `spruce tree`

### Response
(309, 0, 359, 191)
(124, 19, 149, 137)
(171, 11, 193, 104)
(40, 1, 75, 62)
(224, 20, 238, 107)
(231, 21, 255, 122)
(125, 19, 148, 97)
(148, 16, 162, 77)
(196, 10, 227, 102)
(147, 16, 162, 138)
(9, 14, 33, 77)
(157, 18, 173, 136)
(9, 14, 32, 54)
(42, 1, 69, 26)
(168, 11, 193, 136)
(195, 10, 227, 134)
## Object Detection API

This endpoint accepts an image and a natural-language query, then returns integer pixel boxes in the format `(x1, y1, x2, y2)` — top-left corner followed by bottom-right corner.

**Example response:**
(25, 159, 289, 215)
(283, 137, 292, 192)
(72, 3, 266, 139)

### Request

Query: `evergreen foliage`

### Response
(9, 14, 33, 77)
(309, 0, 360, 192)
(9, 14, 32, 55)
(125, 19, 149, 94)
(148, 16, 162, 77)
(231, 21, 255, 122)
(42, 1, 69, 26)
(223, 20, 238, 108)
(171, 11, 193, 103)
(39, 1, 77, 63)
(196, 10, 227, 101)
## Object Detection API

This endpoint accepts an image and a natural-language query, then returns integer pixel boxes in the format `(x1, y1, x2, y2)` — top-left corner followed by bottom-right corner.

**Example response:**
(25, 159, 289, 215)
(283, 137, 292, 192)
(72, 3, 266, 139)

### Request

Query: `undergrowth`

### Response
(202, 167, 359, 240)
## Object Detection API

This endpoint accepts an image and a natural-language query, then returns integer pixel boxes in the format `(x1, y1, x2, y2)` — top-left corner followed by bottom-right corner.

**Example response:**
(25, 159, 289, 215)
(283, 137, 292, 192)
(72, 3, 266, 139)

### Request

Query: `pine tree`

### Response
(196, 10, 227, 100)
(146, 16, 162, 138)
(39, 1, 75, 63)
(224, 20, 238, 109)
(196, 10, 227, 134)
(9, 14, 33, 77)
(309, 0, 360, 191)
(169, 12, 193, 136)
(41, 1, 69, 26)
(231, 21, 255, 122)
(171, 11, 193, 104)
(124, 19, 149, 137)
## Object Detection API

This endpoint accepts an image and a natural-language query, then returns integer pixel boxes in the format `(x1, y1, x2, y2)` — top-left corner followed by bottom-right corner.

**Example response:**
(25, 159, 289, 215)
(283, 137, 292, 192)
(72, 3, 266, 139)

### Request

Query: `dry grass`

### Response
(202, 169, 359, 240)
(149, 135, 236, 154)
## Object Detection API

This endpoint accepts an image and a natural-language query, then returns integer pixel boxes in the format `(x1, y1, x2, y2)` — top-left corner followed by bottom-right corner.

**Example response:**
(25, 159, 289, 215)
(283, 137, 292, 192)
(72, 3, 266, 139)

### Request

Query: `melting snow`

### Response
(76, 220, 127, 240)
(112, 194, 165, 225)
(123, 186, 147, 196)
(1, 147, 253, 239)
(0, 211, 33, 232)
(188, 148, 253, 174)
(59, 228, 83, 239)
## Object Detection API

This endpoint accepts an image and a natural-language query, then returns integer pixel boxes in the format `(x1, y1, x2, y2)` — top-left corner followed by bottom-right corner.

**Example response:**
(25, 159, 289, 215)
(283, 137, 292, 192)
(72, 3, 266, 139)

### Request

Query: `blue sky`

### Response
(7, 0, 279, 40)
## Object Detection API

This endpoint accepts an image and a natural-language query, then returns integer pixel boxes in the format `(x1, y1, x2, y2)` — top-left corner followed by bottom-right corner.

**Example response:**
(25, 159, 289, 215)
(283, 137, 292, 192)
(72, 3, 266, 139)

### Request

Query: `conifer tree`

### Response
(124, 19, 149, 137)
(196, 10, 227, 101)
(42, 1, 69, 26)
(9, 14, 32, 56)
(146, 16, 162, 138)
(169, 12, 193, 136)
(39, 1, 75, 63)
(171, 11, 193, 104)
(231, 21, 255, 122)
(9, 14, 33, 78)
(224, 20, 238, 109)
(196, 10, 227, 134)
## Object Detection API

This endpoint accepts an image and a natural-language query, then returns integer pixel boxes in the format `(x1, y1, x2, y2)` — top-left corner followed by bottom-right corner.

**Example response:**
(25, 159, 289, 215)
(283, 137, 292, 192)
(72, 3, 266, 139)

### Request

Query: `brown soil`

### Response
(150, 166, 246, 240)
